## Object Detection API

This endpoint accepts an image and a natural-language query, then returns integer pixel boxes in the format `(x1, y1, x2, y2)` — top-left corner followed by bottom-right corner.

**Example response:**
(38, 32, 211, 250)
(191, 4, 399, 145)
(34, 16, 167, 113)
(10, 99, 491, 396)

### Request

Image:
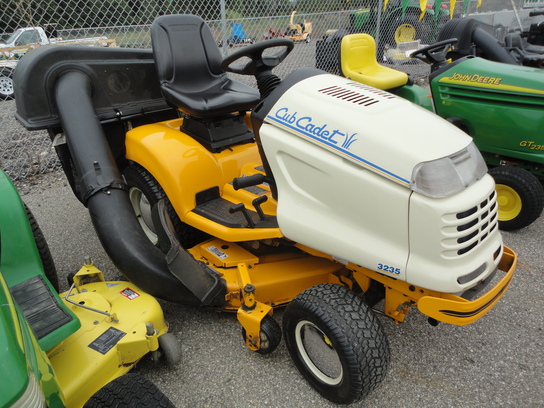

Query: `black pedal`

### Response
(11, 275, 73, 340)
(229, 203, 255, 228)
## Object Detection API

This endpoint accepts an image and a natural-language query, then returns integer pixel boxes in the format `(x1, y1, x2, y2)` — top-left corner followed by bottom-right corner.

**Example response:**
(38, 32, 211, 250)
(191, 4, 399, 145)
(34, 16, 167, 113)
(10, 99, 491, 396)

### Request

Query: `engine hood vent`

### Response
(318, 82, 396, 107)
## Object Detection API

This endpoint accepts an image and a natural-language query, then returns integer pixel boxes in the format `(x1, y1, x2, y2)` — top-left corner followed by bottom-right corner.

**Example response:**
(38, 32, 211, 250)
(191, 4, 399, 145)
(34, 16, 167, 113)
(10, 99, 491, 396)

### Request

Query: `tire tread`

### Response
(83, 373, 175, 408)
(123, 163, 207, 248)
(284, 283, 390, 404)
(489, 166, 544, 230)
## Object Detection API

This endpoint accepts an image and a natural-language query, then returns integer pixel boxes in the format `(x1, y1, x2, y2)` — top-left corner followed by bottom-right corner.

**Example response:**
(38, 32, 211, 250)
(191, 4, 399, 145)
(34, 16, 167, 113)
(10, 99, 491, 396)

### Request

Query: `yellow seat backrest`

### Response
(340, 33, 409, 90)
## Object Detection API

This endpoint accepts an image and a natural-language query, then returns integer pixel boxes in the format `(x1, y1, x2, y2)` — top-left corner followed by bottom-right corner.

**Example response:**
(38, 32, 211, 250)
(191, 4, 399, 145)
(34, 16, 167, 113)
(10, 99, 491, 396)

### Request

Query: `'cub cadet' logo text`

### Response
(274, 107, 358, 150)
(450, 73, 502, 85)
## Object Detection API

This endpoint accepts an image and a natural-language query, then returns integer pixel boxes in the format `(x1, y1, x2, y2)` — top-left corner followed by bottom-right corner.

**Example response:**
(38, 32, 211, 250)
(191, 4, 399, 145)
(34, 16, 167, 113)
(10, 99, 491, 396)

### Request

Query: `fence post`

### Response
(376, 0, 384, 46)
(220, 0, 228, 57)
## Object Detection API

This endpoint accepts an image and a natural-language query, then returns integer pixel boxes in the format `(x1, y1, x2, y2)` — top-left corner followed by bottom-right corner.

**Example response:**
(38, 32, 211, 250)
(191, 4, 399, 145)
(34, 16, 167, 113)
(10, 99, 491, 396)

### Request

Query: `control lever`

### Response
(252, 195, 268, 221)
(229, 203, 255, 228)
(233, 174, 266, 190)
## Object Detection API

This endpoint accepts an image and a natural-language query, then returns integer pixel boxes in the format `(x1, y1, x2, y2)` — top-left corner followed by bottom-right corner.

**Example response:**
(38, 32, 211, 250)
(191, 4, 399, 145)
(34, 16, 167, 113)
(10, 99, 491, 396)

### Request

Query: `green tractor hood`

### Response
(431, 57, 544, 167)
(434, 56, 544, 97)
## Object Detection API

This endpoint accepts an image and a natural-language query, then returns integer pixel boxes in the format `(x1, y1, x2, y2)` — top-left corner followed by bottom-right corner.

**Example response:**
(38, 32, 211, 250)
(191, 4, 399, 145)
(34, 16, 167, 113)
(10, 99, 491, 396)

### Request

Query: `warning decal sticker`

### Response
(120, 287, 140, 300)
(206, 245, 229, 260)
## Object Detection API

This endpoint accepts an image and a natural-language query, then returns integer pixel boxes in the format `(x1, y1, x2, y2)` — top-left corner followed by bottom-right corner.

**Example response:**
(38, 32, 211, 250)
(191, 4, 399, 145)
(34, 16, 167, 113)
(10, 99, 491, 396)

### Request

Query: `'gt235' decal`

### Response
(377, 263, 401, 275)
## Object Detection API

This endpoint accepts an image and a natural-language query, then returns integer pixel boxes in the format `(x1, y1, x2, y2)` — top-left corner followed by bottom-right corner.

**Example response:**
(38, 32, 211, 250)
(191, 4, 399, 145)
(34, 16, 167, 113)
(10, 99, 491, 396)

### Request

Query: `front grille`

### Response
(446, 190, 498, 256)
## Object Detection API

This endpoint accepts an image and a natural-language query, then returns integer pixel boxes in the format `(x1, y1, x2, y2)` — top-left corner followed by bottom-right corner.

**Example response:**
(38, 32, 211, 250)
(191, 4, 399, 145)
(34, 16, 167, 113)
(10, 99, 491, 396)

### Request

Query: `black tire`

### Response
(24, 203, 59, 292)
(158, 332, 182, 368)
(489, 166, 544, 231)
(123, 163, 206, 249)
(83, 373, 175, 408)
(283, 283, 390, 404)
(0, 67, 14, 100)
(242, 314, 282, 355)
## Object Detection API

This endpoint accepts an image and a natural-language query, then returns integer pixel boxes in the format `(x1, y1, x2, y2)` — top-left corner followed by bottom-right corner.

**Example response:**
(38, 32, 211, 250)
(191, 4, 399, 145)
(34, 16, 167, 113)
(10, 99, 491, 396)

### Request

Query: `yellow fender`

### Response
(125, 118, 260, 221)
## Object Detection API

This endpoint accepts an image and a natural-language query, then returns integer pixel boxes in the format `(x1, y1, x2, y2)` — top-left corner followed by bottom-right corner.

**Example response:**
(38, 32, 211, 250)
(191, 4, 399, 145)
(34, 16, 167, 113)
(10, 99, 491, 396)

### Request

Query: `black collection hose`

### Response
(472, 27, 521, 65)
(54, 70, 226, 305)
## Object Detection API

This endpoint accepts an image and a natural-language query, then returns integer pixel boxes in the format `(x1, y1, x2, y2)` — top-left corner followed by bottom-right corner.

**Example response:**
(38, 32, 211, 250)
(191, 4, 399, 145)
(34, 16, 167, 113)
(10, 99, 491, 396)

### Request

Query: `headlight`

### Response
(10, 372, 46, 408)
(411, 142, 487, 198)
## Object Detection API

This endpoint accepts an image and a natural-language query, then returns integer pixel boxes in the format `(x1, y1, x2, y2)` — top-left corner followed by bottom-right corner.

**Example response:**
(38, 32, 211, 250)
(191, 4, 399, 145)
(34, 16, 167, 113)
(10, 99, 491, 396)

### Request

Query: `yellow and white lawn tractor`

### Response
(14, 14, 516, 404)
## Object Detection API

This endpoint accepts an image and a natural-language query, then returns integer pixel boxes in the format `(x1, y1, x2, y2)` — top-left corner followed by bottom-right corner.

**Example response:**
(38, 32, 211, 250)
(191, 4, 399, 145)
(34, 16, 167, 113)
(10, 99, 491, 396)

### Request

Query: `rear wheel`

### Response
(83, 374, 175, 408)
(0, 67, 14, 100)
(283, 283, 390, 404)
(489, 166, 544, 230)
(123, 163, 206, 248)
(389, 12, 427, 46)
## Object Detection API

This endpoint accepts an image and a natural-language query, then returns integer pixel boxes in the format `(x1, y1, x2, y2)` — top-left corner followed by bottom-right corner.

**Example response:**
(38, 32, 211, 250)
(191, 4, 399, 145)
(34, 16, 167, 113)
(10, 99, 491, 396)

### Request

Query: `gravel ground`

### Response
(19, 170, 544, 408)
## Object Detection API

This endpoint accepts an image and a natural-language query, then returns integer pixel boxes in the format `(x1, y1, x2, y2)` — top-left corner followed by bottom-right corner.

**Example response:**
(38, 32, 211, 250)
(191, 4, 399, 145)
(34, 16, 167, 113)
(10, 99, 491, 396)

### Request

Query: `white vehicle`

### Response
(0, 26, 115, 99)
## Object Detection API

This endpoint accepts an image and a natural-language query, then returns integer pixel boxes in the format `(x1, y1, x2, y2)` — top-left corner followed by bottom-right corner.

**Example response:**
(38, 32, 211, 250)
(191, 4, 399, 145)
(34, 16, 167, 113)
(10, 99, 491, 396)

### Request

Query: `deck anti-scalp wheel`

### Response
(158, 332, 182, 368)
(283, 283, 390, 404)
(242, 314, 282, 355)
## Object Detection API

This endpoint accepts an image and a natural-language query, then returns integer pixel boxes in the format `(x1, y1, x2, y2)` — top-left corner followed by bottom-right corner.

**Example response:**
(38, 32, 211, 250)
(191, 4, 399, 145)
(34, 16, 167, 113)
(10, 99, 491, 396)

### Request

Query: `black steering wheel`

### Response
(221, 38, 294, 77)
(410, 38, 458, 65)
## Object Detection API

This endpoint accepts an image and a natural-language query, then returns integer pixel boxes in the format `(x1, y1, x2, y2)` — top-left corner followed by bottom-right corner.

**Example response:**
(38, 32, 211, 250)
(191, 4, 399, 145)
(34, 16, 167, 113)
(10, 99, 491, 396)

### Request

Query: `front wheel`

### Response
(489, 166, 544, 230)
(83, 374, 175, 408)
(25, 203, 59, 292)
(283, 283, 390, 404)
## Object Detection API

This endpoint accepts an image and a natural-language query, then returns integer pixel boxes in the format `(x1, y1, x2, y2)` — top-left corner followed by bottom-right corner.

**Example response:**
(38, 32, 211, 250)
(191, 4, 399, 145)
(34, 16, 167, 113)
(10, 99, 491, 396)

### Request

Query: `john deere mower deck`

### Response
(0, 169, 179, 407)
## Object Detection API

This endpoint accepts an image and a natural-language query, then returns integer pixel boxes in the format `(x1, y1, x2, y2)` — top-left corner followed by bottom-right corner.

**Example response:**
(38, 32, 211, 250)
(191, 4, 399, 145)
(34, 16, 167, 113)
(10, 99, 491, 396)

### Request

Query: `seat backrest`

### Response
(340, 33, 379, 76)
(151, 14, 259, 118)
(340, 33, 408, 90)
(152, 14, 223, 93)
(505, 33, 523, 49)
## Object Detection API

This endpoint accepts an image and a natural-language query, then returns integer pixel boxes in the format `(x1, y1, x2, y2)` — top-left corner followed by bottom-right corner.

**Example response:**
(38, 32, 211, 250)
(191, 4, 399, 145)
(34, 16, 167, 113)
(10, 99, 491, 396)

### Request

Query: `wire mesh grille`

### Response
(0, 0, 528, 180)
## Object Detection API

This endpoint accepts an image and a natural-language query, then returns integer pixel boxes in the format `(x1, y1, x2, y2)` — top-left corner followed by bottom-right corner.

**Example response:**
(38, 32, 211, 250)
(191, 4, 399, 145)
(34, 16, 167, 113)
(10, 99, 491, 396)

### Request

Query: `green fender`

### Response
(394, 84, 434, 111)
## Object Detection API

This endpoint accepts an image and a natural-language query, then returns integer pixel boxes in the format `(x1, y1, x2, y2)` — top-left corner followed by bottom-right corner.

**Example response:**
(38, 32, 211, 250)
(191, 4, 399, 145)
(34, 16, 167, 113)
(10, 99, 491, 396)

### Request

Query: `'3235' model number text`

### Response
(377, 263, 401, 275)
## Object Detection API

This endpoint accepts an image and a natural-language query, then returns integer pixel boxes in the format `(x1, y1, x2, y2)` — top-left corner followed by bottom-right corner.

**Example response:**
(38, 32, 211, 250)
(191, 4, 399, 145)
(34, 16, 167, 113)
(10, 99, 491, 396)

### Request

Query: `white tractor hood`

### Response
(263, 73, 473, 189)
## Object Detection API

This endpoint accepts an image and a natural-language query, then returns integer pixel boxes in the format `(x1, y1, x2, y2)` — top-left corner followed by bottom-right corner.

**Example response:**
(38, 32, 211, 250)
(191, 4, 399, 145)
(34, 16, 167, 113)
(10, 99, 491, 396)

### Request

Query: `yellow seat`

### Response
(340, 33, 409, 90)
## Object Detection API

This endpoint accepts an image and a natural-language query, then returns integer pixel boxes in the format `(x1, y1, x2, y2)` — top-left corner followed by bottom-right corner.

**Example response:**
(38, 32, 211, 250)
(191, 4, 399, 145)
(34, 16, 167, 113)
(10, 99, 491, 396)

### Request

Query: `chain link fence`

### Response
(0, 0, 534, 181)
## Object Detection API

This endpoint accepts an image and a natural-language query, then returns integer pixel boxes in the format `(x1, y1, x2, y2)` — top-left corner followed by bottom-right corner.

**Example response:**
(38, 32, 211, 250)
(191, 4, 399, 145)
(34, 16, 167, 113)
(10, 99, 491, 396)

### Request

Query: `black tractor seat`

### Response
(505, 32, 544, 67)
(151, 14, 260, 151)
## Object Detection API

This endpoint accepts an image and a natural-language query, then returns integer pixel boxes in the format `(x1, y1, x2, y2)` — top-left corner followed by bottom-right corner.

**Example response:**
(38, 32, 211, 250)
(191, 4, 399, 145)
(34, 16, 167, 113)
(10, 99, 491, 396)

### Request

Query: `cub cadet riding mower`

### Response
(340, 32, 544, 230)
(14, 14, 516, 404)
(0, 169, 179, 407)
